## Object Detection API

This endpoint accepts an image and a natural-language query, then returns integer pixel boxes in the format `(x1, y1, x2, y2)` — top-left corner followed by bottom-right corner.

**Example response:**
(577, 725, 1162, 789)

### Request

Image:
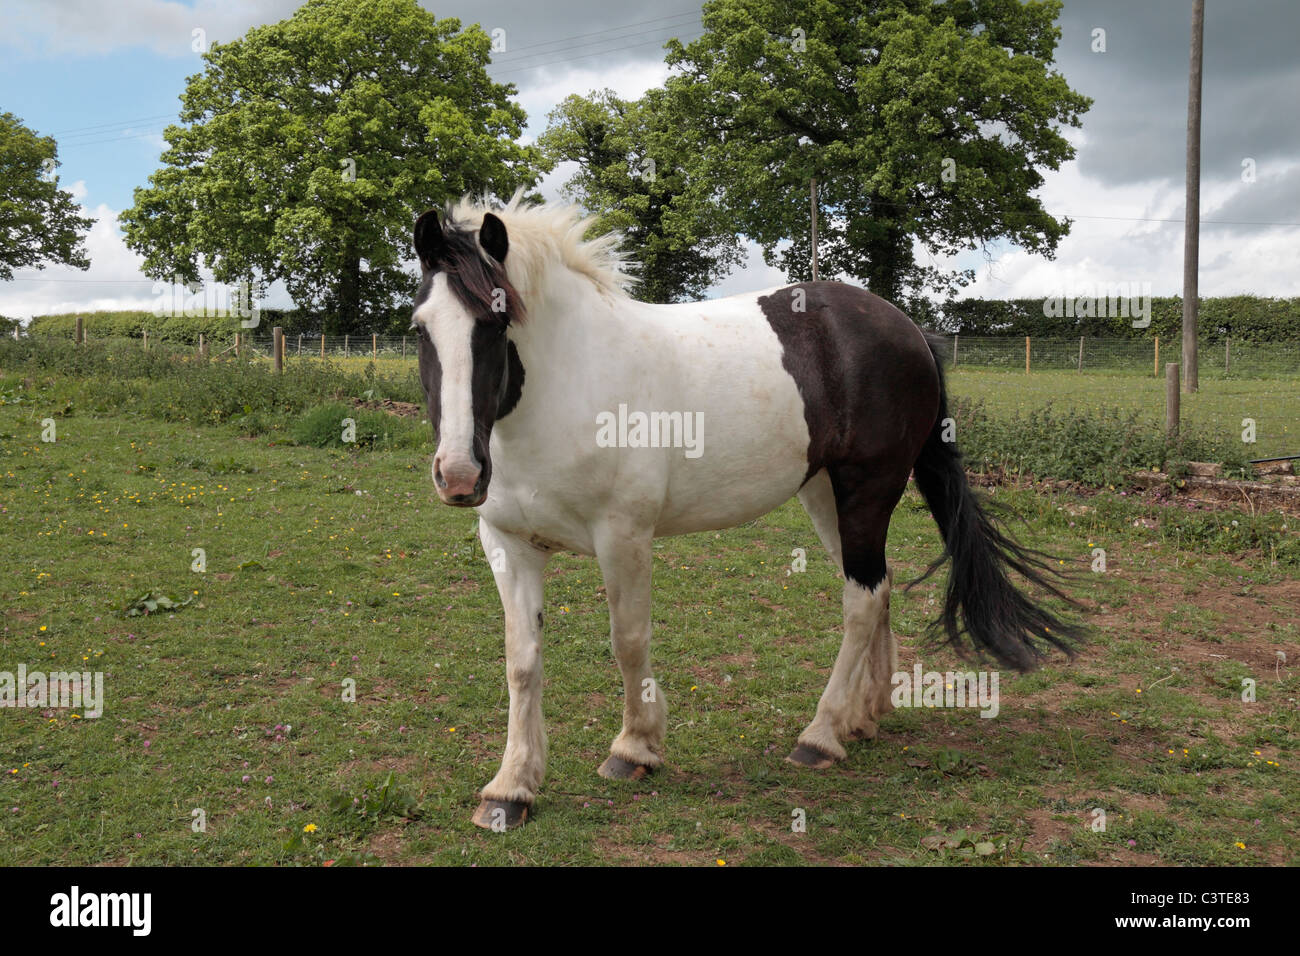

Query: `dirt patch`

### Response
(352, 398, 422, 420)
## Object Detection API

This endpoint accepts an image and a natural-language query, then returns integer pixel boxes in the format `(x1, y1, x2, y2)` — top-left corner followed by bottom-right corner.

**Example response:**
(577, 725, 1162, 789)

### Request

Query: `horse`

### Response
(409, 194, 1084, 830)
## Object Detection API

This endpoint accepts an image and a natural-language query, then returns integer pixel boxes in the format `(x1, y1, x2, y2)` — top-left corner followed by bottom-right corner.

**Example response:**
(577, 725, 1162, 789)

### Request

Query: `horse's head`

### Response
(411, 208, 524, 507)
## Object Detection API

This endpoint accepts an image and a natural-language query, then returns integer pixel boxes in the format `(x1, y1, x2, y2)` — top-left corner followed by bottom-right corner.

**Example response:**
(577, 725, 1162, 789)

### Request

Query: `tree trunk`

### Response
(336, 245, 362, 335)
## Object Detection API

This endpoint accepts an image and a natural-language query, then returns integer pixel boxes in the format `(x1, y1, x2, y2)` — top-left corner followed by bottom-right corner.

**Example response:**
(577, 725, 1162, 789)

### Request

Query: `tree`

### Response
(539, 89, 743, 303)
(119, 0, 548, 334)
(663, 0, 1092, 301)
(0, 113, 94, 281)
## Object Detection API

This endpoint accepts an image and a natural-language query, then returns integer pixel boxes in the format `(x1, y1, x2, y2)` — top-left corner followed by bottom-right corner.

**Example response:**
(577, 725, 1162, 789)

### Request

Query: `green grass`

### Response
(1, 375, 1296, 865)
(948, 367, 1300, 461)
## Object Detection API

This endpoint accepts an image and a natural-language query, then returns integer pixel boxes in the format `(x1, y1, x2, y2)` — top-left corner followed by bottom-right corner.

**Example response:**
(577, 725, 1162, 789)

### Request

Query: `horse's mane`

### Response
(444, 190, 636, 301)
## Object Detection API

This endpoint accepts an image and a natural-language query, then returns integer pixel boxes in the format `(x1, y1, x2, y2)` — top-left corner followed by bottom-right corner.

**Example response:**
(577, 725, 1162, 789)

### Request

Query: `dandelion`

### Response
(303, 823, 318, 833)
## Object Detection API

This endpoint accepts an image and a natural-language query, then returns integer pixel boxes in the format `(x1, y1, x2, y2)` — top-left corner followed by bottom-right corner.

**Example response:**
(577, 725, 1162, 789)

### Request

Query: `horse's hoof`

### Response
(785, 743, 838, 770)
(472, 799, 530, 831)
(598, 755, 653, 780)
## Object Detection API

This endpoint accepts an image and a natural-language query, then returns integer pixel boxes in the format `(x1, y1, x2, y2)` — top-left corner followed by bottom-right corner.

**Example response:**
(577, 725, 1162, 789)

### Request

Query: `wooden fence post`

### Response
(273, 327, 284, 373)
(298, 333, 303, 356)
(402, 335, 407, 358)
(1154, 336, 1159, 376)
(198, 333, 205, 359)
(143, 330, 148, 351)
(1166, 363, 1180, 439)
(75, 316, 84, 345)
(344, 334, 349, 357)
(372, 333, 377, 358)
(1224, 336, 1230, 375)
(1025, 335, 1030, 374)
(321, 334, 326, 359)
(234, 332, 241, 357)
(1078, 335, 1084, 372)
(952, 333, 958, 368)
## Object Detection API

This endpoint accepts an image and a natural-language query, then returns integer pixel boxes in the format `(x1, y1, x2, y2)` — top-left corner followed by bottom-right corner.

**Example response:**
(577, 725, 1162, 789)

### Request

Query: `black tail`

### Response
(907, 334, 1086, 671)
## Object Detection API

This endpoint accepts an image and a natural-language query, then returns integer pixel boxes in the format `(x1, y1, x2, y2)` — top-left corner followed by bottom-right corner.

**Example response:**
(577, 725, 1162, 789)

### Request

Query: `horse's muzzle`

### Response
(434, 454, 486, 506)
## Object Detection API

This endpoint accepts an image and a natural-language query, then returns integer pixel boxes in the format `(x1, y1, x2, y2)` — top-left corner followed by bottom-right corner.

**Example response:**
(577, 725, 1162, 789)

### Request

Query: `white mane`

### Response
(445, 191, 637, 300)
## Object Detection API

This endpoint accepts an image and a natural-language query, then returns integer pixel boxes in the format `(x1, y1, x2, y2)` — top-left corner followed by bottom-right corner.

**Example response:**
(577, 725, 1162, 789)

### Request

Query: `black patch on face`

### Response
(499, 340, 525, 420)
(759, 281, 940, 590)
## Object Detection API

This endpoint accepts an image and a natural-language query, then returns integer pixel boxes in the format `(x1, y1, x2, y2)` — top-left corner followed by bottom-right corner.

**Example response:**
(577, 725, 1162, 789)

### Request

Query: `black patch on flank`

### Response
(758, 281, 939, 486)
(758, 281, 940, 591)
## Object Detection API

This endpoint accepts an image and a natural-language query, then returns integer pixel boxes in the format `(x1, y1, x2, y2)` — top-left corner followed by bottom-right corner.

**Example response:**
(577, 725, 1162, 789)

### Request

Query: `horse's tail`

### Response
(906, 333, 1085, 671)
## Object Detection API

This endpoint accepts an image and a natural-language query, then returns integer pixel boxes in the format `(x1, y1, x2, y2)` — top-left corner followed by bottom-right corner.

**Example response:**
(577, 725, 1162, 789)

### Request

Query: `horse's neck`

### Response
(495, 273, 644, 437)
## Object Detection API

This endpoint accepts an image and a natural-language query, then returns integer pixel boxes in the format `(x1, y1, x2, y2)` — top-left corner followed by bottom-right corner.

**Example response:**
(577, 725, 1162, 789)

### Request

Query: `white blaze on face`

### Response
(418, 274, 481, 498)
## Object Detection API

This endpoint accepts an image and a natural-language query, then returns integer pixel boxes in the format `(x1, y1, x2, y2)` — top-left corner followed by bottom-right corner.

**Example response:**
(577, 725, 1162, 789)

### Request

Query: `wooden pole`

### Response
(372, 333, 377, 358)
(810, 178, 819, 282)
(321, 334, 326, 359)
(298, 333, 303, 356)
(198, 333, 205, 359)
(1182, 0, 1204, 394)
(1224, 336, 1230, 375)
(143, 329, 148, 351)
(234, 332, 240, 357)
(952, 333, 958, 369)
(1078, 335, 1085, 372)
(1166, 363, 1180, 439)
(1025, 335, 1031, 374)
(1154, 336, 1160, 377)
(402, 335, 407, 358)
(74, 316, 83, 345)
(344, 334, 349, 357)
(273, 326, 284, 373)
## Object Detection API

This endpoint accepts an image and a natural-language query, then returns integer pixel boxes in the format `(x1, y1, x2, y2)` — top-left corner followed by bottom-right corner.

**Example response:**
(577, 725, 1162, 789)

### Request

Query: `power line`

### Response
(47, 112, 176, 137)
(492, 30, 703, 78)
(488, 11, 700, 61)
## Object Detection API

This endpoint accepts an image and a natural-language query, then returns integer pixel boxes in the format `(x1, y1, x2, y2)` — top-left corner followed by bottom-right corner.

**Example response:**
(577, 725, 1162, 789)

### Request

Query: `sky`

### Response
(1, 0, 1297, 320)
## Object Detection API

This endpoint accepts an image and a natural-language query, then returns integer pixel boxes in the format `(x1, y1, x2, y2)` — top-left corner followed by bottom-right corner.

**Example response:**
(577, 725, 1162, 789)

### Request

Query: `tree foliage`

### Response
(119, 0, 548, 334)
(0, 112, 94, 281)
(663, 0, 1091, 300)
(539, 89, 743, 303)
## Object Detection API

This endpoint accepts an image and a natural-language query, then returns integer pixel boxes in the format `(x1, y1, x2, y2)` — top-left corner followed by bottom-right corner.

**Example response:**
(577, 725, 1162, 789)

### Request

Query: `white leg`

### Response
(476, 519, 550, 818)
(594, 523, 666, 774)
(792, 470, 897, 766)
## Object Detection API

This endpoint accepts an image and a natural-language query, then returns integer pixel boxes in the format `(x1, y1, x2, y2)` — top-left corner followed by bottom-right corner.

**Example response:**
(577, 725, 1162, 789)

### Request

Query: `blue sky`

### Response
(2, 0, 1298, 320)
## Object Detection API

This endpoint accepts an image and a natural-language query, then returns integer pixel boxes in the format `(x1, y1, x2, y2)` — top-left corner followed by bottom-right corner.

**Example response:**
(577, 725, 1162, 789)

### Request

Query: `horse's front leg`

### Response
(472, 519, 550, 830)
(594, 523, 666, 779)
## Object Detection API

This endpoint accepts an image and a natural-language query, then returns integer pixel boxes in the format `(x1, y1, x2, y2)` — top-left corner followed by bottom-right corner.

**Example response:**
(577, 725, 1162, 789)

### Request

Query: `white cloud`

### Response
(1, 0, 302, 58)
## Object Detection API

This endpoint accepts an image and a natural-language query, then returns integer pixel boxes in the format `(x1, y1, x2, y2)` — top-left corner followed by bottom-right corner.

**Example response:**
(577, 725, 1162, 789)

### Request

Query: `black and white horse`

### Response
(411, 195, 1082, 829)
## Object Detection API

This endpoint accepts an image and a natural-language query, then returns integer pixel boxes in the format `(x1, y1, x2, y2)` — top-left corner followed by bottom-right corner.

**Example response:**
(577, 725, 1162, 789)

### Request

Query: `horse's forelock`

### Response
(435, 222, 526, 325)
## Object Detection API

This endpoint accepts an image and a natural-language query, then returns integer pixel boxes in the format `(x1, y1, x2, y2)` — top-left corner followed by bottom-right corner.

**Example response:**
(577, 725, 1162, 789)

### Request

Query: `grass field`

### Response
(1, 366, 1296, 865)
(947, 367, 1300, 462)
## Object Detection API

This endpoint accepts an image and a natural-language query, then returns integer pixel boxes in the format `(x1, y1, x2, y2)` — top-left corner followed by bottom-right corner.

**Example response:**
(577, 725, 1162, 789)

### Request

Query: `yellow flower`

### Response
(303, 823, 318, 833)
(716, 859, 726, 866)
(1234, 842, 1246, 850)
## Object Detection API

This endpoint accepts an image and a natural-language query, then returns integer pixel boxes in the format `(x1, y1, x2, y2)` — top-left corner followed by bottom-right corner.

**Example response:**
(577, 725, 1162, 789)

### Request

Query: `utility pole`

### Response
(810, 177, 819, 281)
(1182, 0, 1204, 393)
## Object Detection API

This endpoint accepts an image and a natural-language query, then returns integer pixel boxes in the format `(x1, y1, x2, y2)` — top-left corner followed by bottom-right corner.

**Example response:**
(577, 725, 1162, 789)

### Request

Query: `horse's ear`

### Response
(414, 210, 443, 270)
(479, 212, 508, 264)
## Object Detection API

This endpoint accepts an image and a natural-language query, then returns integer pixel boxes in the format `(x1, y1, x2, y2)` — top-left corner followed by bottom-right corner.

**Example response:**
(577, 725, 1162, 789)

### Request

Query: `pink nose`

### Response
(434, 454, 482, 500)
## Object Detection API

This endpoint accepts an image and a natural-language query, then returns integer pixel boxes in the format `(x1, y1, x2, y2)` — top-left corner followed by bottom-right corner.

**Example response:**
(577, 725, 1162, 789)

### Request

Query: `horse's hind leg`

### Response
(473, 519, 550, 830)
(788, 468, 903, 769)
(593, 522, 666, 779)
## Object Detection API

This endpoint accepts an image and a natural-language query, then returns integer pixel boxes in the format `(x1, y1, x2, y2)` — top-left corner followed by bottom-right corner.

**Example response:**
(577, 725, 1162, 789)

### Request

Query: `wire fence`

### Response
(26, 328, 1300, 378)
(932, 335, 1300, 378)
